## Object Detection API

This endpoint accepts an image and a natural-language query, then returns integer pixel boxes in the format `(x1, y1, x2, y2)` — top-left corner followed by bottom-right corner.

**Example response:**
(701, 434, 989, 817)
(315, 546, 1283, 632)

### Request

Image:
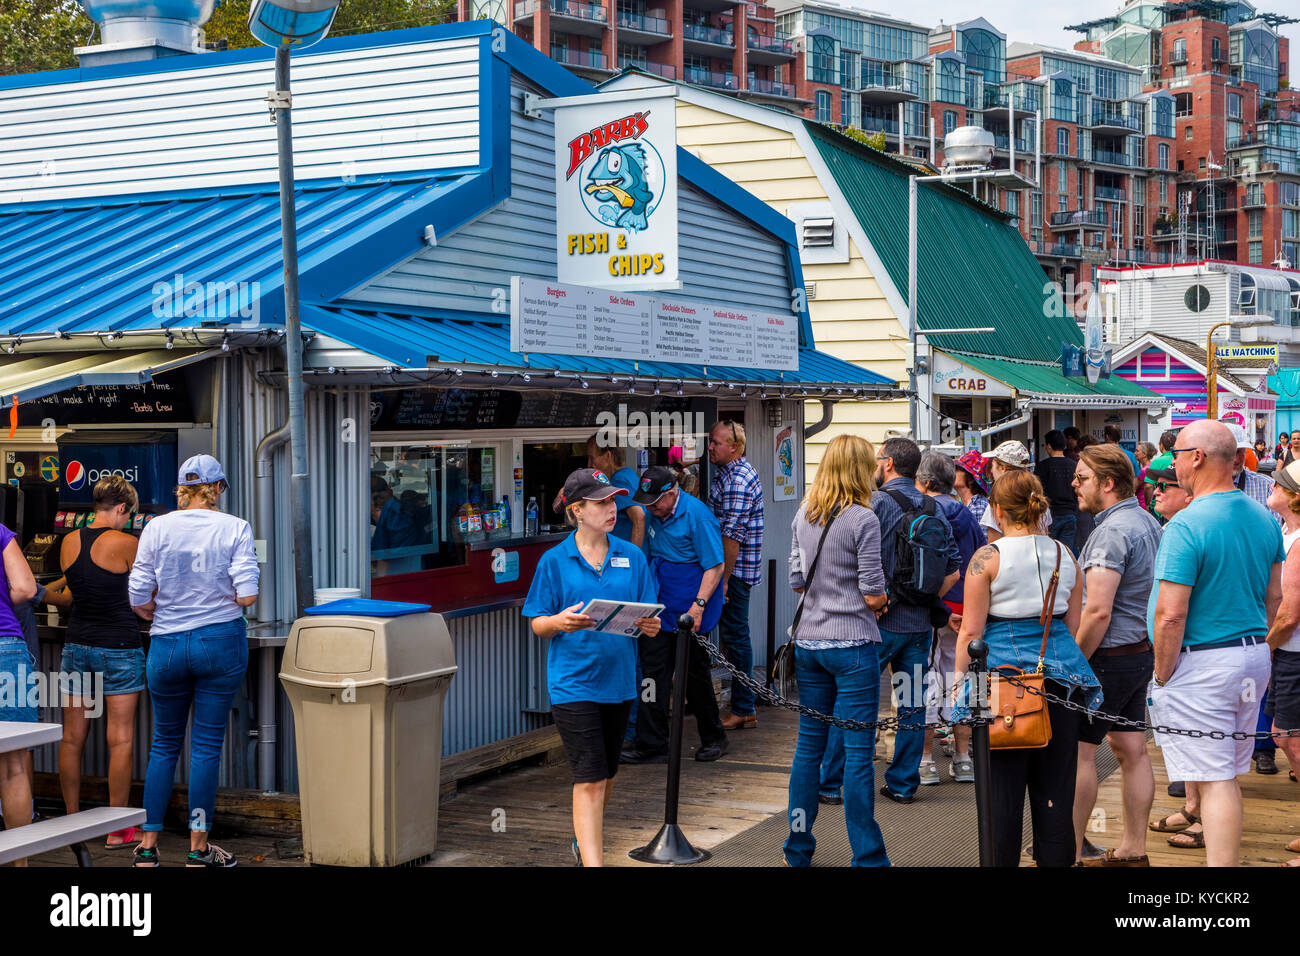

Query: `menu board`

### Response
(370, 387, 693, 432)
(511, 277, 798, 372)
(16, 371, 194, 427)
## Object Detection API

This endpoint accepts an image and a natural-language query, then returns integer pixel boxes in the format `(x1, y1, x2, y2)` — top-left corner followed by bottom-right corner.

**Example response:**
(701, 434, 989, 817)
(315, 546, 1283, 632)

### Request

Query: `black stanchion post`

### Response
(967, 638, 995, 868)
(764, 557, 776, 693)
(630, 614, 709, 864)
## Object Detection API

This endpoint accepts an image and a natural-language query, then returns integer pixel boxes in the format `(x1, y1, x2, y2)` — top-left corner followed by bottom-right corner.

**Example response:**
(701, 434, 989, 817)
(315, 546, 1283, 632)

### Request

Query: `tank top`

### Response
(987, 535, 1075, 620)
(1282, 528, 1300, 654)
(65, 527, 143, 649)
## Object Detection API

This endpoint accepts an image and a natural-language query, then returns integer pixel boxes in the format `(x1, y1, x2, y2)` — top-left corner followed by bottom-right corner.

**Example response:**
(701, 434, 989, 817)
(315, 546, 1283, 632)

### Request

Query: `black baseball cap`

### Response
(557, 468, 627, 510)
(1146, 466, 1179, 487)
(633, 466, 678, 505)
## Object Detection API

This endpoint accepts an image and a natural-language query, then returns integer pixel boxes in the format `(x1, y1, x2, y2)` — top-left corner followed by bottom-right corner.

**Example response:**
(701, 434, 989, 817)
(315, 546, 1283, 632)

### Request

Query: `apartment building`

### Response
(456, 0, 803, 106)
(1069, 1, 1299, 273)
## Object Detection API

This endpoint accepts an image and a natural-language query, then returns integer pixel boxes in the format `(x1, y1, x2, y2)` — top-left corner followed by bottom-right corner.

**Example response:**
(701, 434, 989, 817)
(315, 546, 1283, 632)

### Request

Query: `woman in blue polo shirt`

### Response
(523, 468, 661, 867)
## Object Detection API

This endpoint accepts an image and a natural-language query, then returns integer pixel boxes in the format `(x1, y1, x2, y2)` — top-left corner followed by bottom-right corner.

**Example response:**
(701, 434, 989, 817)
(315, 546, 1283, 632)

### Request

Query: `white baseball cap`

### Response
(981, 440, 1031, 468)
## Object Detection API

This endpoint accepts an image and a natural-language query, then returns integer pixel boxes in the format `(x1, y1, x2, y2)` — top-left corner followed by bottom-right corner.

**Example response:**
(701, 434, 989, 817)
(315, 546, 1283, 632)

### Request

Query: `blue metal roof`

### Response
(0, 172, 487, 336)
(302, 305, 896, 392)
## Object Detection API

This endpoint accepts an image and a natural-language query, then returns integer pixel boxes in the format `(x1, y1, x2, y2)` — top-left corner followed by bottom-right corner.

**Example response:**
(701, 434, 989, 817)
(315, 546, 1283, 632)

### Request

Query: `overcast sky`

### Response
(839, 0, 1300, 56)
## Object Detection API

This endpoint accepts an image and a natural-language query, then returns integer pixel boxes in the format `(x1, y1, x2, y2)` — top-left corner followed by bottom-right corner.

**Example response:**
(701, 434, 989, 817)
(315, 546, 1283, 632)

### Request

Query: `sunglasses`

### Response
(1155, 481, 1180, 492)
(722, 420, 739, 443)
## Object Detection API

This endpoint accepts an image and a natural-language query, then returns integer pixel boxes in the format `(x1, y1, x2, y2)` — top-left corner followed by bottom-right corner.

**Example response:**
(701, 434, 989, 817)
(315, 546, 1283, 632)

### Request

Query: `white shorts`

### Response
(1149, 642, 1272, 783)
(925, 625, 958, 726)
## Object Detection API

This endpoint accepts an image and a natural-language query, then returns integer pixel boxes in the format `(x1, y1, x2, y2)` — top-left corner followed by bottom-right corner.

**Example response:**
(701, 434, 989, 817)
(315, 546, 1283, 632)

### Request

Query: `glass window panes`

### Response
(807, 34, 840, 84)
(1057, 127, 1069, 155)
(815, 90, 831, 122)
(961, 28, 1004, 84)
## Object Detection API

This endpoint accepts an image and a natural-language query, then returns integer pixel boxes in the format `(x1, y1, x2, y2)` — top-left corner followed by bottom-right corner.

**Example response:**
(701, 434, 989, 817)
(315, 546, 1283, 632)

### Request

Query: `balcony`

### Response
(747, 30, 794, 64)
(1050, 209, 1109, 230)
(986, 82, 1042, 117)
(744, 73, 796, 98)
(1091, 106, 1142, 134)
(616, 11, 672, 44)
(1092, 147, 1134, 167)
(988, 133, 1030, 153)
(860, 61, 919, 103)
(1242, 191, 1266, 208)
(683, 22, 734, 50)
(618, 56, 676, 79)
(1095, 185, 1127, 202)
(1031, 240, 1084, 259)
(683, 65, 736, 90)
(516, 0, 608, 37)
(551, 47, 610, 71)
(1114, 248, 1175, 265)
(745, 3, 776, 22)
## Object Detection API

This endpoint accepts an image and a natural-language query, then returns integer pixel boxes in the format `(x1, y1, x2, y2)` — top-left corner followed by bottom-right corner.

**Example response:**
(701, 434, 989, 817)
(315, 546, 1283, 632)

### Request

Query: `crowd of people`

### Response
(0, 456, 259, 867)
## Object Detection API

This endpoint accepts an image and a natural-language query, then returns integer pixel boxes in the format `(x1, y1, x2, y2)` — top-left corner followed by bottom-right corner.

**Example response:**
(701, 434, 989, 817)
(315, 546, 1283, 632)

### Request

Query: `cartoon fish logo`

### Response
(585, 144, 654, 232)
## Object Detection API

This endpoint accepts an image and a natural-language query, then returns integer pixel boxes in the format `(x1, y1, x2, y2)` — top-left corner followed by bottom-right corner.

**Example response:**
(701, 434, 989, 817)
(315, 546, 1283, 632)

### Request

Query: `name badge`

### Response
(611, 557, 631, 568)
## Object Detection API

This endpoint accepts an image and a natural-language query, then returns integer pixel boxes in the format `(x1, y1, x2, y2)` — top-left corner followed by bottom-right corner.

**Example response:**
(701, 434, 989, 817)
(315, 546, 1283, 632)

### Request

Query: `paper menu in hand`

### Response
(579, 600, 665, 636)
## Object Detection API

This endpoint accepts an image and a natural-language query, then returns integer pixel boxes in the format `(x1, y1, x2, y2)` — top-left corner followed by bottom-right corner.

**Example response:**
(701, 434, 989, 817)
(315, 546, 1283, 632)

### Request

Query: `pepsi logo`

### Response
(66, 460, 86, 491)
(592, 470, 609, 484)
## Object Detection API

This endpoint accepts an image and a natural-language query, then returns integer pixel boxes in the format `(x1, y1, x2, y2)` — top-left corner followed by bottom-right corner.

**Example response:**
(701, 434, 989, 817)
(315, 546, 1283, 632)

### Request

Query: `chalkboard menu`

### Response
(370, 388, 693, 432)
(17, 370, 194, 427)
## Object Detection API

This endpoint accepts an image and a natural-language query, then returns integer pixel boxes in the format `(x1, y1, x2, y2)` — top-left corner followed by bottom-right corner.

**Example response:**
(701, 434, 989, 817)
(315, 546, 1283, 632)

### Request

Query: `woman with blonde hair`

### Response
(129, 455, 259, 867)
(784, 434, 889, 866)
(951, 469, 1100, 867)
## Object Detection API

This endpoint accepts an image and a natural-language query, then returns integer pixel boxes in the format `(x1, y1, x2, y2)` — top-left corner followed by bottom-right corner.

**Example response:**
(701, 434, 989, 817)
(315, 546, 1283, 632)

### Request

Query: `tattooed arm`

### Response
(953, 543, 999, 680)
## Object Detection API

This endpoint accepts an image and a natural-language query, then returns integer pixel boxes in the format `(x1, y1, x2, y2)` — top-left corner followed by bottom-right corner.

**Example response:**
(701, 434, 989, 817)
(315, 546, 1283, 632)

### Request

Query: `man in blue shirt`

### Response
(1148, 419, 1283, 867)
(587, 436, 645, 547)
(822, 438, 960, 805)
(621, 466, 729, 763)
(371, 476, 422, 574)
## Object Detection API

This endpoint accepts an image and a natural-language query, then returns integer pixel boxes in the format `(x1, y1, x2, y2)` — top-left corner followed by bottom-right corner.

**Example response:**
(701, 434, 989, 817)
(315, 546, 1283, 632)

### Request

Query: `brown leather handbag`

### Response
(987, 539, 1062, 750)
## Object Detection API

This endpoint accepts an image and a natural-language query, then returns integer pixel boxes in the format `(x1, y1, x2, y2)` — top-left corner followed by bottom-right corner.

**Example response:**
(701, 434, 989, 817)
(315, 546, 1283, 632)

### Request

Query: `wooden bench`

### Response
(0, 806, 146, 865)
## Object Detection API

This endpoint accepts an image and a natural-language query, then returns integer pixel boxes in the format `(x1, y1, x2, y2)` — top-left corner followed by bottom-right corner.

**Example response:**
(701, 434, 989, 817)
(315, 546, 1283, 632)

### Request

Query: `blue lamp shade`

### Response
(248, 0, 341, 48)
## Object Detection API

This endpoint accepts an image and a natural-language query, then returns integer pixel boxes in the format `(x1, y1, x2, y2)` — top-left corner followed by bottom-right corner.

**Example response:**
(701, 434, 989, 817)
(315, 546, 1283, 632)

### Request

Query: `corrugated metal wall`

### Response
(0, 35, 482, 205)
(354, 79, 799, 322)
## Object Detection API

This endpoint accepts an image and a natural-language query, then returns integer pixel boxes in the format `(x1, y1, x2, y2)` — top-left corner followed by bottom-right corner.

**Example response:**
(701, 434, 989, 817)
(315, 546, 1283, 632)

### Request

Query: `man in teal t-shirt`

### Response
(1147, 420, 1283, 867)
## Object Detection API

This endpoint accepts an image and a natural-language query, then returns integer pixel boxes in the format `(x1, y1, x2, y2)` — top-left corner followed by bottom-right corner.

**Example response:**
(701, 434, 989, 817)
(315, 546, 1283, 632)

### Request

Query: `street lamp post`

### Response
(249, 0, 344, 616)
(1205, 314, 1274, 419)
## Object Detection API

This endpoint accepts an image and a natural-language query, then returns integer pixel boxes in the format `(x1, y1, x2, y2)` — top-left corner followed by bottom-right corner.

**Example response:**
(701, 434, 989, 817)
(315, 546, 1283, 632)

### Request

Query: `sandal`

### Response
(1168, 827, 1205, 849)
(105, 827, 138, 849)
(1149, 807, 1198, 833)
(132, 844, 160, 867)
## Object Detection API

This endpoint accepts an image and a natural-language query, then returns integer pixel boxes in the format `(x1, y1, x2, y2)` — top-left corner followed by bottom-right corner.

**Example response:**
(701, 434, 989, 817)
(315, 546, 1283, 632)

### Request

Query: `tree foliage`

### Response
(0, 0, 458, 76)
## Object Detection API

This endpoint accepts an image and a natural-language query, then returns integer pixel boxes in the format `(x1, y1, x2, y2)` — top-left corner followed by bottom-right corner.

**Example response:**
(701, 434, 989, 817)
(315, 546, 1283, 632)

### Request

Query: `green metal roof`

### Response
(954, 353, 1166, 403)
(806, 122, 1084, 363)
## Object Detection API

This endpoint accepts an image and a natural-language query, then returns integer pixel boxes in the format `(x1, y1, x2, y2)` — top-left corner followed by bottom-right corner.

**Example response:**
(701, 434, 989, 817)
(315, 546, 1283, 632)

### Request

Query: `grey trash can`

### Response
(280, 602, 457, 866)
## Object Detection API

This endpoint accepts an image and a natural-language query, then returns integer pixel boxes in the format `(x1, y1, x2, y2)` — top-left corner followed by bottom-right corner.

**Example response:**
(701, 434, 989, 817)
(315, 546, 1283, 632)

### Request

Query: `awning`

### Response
(301, 305, 902, 397)
(940, 352, 1167, 408)
(0, 349, 219, 409)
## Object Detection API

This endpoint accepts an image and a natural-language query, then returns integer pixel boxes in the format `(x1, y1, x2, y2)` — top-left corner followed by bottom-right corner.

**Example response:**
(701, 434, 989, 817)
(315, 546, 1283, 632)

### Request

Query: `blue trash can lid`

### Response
(303, 598, 432, 617)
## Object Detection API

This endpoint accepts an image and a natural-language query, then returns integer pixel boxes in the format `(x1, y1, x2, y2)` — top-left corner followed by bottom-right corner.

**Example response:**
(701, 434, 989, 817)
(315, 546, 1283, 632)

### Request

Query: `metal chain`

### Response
(691, 632, 932, 733)
(694, 630, 1300, 742)
(993, 669, 1300, 741)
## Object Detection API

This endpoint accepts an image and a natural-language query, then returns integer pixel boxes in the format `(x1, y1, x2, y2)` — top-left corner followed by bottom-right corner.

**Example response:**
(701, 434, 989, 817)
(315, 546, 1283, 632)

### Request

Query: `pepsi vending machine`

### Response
(54, 430, 179, 534)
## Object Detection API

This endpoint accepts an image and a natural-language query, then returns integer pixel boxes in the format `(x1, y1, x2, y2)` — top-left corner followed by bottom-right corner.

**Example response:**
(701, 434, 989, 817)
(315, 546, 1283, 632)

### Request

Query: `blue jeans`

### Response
(141, 618, 248, 833)
(719, 577, 755, 716)
(821, 627, 931, 798)
(1255, 689, 1275, 756)
(0, 636, 37, 723)
(785, 643, 889, 867)
(1048, 512, 1078, 556)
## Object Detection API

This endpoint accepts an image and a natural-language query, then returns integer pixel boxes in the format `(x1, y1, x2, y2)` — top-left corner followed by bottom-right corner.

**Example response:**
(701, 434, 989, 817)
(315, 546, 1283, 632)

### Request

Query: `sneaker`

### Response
(951, 756, 975, 783)
(918, 762, 941, 786)
(186, 843, 237, 867)
(571, 837, 582, 866)
(132, 844, 160, 868)
(694, 737, 729, 762)
(818, 791, 843, 805)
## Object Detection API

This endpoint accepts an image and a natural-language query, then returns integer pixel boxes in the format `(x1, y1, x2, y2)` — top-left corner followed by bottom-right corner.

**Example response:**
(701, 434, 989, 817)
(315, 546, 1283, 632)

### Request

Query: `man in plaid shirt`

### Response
(708, 420, 765, 729)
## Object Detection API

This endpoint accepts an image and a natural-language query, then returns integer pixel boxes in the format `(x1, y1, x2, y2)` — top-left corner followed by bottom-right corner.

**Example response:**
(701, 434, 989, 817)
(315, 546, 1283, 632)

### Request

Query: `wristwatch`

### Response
(694, 597, 707, 608)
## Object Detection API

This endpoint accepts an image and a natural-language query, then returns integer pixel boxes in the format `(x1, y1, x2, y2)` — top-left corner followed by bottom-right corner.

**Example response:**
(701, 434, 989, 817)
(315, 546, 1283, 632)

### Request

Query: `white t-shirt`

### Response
(1282, 528, 1300, 653)
(128, 508, 260, 634)
(987, 534, 1076, 619)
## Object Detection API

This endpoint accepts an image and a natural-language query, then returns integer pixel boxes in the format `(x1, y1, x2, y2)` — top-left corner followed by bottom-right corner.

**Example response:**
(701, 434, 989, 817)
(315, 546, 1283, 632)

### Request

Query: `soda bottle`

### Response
(525, 497, 539, 536)
(498, 497, 510, 534)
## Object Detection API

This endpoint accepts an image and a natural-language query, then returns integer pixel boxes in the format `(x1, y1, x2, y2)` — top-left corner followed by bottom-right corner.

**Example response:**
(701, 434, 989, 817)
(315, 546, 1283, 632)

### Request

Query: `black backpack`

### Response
(883, 489, 952, 607)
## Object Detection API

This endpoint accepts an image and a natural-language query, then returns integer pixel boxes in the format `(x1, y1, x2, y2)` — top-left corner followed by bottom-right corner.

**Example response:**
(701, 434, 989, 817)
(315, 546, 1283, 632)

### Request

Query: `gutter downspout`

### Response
(254, 419, 290, 793)
(803, 399, 836, 439)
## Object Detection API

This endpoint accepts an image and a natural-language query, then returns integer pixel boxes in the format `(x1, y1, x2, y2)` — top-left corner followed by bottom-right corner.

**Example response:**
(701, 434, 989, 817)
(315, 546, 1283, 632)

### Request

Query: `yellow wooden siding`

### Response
(675, 102, 909, 482)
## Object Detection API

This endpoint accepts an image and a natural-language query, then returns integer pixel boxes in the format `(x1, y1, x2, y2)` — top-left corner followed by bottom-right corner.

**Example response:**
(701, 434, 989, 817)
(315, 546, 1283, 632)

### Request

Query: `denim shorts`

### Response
(0, 636, 38, 723)
(60, 643, 147, 696)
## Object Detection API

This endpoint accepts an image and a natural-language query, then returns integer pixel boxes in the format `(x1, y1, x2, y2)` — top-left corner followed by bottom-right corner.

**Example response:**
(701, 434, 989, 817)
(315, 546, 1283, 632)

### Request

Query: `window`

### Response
(841, 90, 853, 126)
(1160, 174, 1168, 203)
(1171, 37, 1186, 62)
(1007, 191, 1019, 217)
(1241, 275, 1256, 311)
(1059, 194, 1069, 213)
(943, 110, 957, 135)
(935, 57, 963, 105)
(962, 28, 1004, 84)
(1057, 160, 1067, 195)
(1249, 209, 1262, 238)
(1185, 125, 1193, 140)
(815, 90, 831, 123)
(807, 34, 840, 85)
(1185, 284, 1211, 312)
(1136, 350, 1170, 380)
(1249, 241, 1263, 264)
(1077, 167, 1086, 202)
(1158, 143, 1169, 169)
(1247, 181, 1265, 206)
(1227, 92, 1241, 118)
(1212, 37, 1221, 62)
(1031, 191, 1042, 240)
(1057, 128, 1069, 155)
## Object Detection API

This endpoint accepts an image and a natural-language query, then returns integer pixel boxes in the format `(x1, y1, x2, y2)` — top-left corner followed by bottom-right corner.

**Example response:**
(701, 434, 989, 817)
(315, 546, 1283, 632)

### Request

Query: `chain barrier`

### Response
(694, 632, 1300, 742)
